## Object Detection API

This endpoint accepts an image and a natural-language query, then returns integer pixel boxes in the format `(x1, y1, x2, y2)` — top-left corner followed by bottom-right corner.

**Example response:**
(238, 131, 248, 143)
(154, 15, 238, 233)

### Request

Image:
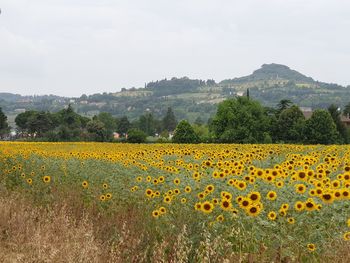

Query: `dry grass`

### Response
(0, 193, 102, 262)
(0, 190, 192, 263)
(0, 188, 150, 263)
(0, 189, 349, 263)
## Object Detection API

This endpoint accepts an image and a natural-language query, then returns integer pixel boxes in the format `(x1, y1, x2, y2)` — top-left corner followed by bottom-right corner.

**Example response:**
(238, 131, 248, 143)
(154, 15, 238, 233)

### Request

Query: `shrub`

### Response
(127, 129, 147, 143)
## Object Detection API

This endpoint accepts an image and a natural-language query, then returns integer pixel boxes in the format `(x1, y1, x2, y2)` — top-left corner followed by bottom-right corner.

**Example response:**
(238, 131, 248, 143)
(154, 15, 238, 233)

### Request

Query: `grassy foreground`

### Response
(1, 142, 350, 262)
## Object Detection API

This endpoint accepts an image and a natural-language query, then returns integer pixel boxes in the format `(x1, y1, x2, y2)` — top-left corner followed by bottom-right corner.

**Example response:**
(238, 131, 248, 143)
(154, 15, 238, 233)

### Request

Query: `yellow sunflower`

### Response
(246, 204, 262, 217)
(220, 199, 232, 211)
(266, 191, 277, 201)
(42, 175, 51, 183)
(294, 201, 304, 212)
(295, 184, 306, 194)
(201, 201, 214, 214)
(82, 180, 89, 188)
(307, 243, 316, 252)
(267, 211, 277, 221)
(343, 232, 350, 241)
(152, 210, 160, 218)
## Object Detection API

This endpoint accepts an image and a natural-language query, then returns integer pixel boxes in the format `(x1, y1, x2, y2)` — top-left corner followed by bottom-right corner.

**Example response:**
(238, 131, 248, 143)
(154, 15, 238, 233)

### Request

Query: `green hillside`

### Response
(1, 64, 349, 123)
(221, 63, 315, 84)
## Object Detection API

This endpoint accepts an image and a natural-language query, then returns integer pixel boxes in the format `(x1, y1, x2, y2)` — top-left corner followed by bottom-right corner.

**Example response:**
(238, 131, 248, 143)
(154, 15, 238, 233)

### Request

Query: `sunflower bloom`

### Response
(307, 243, 316, 252)
(201, 201, 214, 214)
(43, 175, 51, 183)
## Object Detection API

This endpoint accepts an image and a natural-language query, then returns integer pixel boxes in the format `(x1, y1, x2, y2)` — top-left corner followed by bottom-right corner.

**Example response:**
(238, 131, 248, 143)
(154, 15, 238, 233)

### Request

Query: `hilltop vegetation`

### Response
(221, 63, 314, 84)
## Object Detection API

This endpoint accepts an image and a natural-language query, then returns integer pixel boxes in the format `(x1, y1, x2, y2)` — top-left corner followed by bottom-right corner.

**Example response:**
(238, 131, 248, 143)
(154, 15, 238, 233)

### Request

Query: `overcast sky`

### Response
(1, 0, 350, 97)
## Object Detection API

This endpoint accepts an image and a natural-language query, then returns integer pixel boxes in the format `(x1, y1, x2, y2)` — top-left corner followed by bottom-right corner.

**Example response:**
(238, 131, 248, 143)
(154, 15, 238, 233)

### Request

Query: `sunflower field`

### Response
(1, 142, 350, 262)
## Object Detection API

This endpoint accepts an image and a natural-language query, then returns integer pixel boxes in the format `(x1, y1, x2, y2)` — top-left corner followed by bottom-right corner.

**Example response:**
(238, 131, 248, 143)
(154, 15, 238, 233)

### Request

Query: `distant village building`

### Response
(89, 102, 106, 108)
(113, 132, 120, 139)
(18, 98, 32, 103)
(301, 108, 350, 128)
(341, 115, 350, 128)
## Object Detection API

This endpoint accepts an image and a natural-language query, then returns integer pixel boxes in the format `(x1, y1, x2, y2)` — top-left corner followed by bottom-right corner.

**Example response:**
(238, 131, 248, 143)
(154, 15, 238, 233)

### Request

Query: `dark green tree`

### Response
(194, 116, 204, 126)
(328, 104, 348, 143)
(86, 119, 108, 142)
(27, 111, 54, 137)
(117, 116, 130, 136)
(192, 123, 210, 142)
(276, 99, 293, 115)
(57, 125, 73, 141)
(162, 107, 177, 132)
(95, 112, 116, 140)
(127, 128, 147, 143)
(343, 102, 350, 118)
(96, 112, 116, 132)
(206, 79, 216, 86)
(138, 113, 156, 136)
(57, 104, 81, 129)
(304, 109, 341, 144)
(80, 94, 88, 100)
(0, 107, 10, 139)
(15, 110, 36, 133)
(172, 120, 199, 143)
(53, 105, 88, 140)
(277, 105, 306, 143)
(79, 116, 91, 128)
(264, 106, 277, 116)
(211, 97, 271, 143)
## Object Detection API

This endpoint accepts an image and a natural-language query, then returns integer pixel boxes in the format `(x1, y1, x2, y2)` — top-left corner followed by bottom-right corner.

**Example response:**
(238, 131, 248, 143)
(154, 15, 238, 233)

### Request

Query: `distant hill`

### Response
(0, 93, 23, 102)
(220, 63, 314, 85)
(1, 63, 349, 123)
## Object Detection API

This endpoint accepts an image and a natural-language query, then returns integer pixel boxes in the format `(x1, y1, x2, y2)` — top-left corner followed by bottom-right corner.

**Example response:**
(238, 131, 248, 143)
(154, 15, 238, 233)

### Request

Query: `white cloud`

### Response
(0, 0, 350, 96)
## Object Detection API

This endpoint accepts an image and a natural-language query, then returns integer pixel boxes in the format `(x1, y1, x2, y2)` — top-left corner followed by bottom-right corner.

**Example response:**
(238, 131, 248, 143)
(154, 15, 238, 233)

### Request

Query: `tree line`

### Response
(209, 98, 350, 145)
(1, 97, 350, 144)
(0, 105, 178, 143)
